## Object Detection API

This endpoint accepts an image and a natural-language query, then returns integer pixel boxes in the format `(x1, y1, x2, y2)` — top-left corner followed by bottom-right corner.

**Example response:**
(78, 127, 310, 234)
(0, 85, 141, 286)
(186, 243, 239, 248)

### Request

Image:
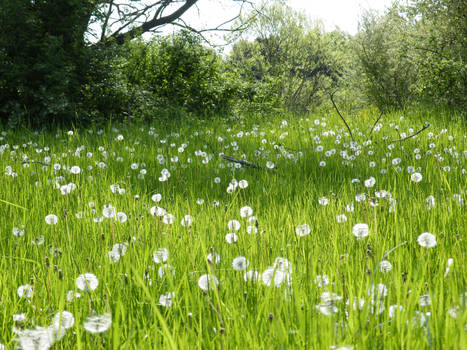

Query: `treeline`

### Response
(0, 0, 465, 128)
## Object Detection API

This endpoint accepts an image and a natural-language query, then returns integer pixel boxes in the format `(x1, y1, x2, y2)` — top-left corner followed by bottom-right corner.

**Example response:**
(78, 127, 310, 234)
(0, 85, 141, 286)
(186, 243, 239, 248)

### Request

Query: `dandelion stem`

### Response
(381, 241, 408, 260)
(0, 198, 27, 210)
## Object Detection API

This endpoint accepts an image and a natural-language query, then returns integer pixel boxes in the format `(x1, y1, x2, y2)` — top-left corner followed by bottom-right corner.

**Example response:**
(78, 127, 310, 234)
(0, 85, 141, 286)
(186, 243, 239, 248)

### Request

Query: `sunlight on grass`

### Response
(0, 111, 465, 349)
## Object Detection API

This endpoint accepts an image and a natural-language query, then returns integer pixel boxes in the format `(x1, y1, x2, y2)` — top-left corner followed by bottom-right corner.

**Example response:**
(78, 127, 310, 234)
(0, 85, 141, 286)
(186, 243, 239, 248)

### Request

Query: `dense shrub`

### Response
(121, 31, 238, 117)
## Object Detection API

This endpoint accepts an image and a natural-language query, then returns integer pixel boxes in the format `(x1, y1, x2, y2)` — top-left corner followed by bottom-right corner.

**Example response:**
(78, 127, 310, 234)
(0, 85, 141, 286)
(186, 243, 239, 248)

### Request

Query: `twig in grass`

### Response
(330, 92, 354, 141)
(391, 123, 431, 142)
(221, 154, 263, 169)
(206, 140, 275, 171)
(368, 110, 384, 138)
(205, 293, 224, 326)
(20, 160, 51, 166)
(276, 143, 303, 152)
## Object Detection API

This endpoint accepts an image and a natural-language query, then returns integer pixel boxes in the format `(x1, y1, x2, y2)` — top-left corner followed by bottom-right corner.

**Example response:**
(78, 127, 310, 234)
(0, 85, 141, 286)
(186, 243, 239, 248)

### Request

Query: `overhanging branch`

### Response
(110, 0, 199, 44)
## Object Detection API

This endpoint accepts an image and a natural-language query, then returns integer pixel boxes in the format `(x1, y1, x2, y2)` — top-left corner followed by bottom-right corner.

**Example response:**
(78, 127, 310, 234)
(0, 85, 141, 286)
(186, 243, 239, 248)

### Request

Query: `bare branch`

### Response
(100, 0, 114, 41)
(390, 123, 431, 142)
(329, 92, 354, 141)
(171, 13, 250, 47)
(221, 154, 264, 169)
(110, 0, 199, 44)
(107, 1, 165, 38)
(95, 0, 256, 46)
(20, 160, 51, 166)
(368, 109, 384, 137)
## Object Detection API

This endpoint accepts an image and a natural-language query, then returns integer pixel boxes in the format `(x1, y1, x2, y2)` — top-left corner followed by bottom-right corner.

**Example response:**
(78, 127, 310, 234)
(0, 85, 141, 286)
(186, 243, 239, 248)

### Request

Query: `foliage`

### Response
(0, 0, 249, 127)
(353, 7, 419, 111)
(0, 0, 464, 128)
(119, 31, 239, 117)
(228, 3, 347, 114)
(0, 0, 94, 127)
(403, 0, 467, 109)
(353, 1, 466, 113)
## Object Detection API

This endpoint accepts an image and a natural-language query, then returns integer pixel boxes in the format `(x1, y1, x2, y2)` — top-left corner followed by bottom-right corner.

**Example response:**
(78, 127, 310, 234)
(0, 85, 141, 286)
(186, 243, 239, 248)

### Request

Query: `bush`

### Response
(122, 31, 238, 117)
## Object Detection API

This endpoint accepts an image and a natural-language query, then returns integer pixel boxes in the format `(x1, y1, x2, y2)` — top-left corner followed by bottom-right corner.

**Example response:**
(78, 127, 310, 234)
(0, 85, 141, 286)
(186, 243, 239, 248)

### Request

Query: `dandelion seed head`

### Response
(227, 220, 241, 231)
(153, 248, 169, 264)
(151, 193, 162, 202)
(45, 214, 58, 225)
(159, 292, 175, 308)
(364, 177, 376, 188)
(116, 212, 127, 223)
(181, 215, 193, 227)
(419, 294, 431, 307)
(198, 274, 219, 291)
(225, 233, 238, 244)
(162, 213, 174, 225)
(240, 206, 253, 218)
(13, 226, 25, 237)
(232, 256, 249, 271)
(52, 311, 75, 330)
(207, 252, 221, 264)
(239, 180, 248, 189)
(295, 224, 311, 237)
(315, 275, 330, 288)
(379, 260, 392, 273)
(262, 267, 290, 287)
(352, 223, 369, 239)
(69, 166, 81, 174)
(417, 232, 437, 248)
(318, 197, 329, 205)
(411, 172, 423, 183)
(244, 270, 260, 282)
(336, 214, 347, 223)
(425, 195, 435, 209)
(102, 205, 116, 219)
(83, 313, 112, 334)
(17, 284, 34, 298)
(150, 206, 166, 216)
(76, 273, 99, 291)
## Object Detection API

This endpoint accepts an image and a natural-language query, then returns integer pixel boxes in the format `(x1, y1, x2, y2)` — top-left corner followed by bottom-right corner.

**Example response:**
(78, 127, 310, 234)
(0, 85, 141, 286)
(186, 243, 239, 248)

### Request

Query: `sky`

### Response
(287, 0, 395, 34)
(158, 0, 396, 49)
(94, 0, 396, 46)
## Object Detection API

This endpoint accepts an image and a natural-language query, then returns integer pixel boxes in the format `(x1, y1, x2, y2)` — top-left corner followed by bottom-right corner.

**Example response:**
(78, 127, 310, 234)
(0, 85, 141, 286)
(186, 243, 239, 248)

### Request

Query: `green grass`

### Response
(0, 110, 465, 349)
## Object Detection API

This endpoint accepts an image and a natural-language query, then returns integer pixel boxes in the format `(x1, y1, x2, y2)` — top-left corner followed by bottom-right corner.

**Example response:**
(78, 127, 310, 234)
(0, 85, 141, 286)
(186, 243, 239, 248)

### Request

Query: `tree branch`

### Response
(109, 0, 199, 44)
(329, 92, 354, 141)
(221, 154, 264, 169)
(390, 123, 430, 142)
(368, 109, 384, 137)
(100, 0, 114, 41)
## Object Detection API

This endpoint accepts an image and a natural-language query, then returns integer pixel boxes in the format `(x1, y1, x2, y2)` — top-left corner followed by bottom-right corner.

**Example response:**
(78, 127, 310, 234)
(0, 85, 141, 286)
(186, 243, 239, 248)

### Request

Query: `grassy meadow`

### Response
(0, 110, 466, 349)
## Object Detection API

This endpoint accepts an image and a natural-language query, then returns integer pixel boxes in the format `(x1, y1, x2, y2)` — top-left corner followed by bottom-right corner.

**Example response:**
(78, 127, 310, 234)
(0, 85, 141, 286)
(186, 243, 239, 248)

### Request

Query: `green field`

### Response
(0, 110, 465, 349)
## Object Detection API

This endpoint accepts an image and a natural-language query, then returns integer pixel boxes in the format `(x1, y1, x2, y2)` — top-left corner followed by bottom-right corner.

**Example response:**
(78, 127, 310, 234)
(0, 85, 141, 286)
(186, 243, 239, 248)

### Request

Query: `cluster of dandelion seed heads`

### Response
(2, 115, 465, 348)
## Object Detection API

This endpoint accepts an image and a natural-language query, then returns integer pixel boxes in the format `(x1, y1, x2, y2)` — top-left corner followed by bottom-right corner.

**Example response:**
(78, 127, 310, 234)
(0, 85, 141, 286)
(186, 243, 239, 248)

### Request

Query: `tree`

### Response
(403, 0, 466, 109)
(0, 0, 253, 127)
(228, 1, 346, 113)
(353, 1, 466, 112)
(353, 7, 419, 110)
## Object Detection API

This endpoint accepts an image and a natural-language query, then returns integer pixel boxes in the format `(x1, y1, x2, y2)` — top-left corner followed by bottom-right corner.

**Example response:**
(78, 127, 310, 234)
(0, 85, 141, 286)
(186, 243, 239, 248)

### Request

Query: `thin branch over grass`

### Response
(221, 154, 263, 169)
(368, 110, 384, 138)
(391, 123, 431, 142)
(330, 92, 354, 141)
